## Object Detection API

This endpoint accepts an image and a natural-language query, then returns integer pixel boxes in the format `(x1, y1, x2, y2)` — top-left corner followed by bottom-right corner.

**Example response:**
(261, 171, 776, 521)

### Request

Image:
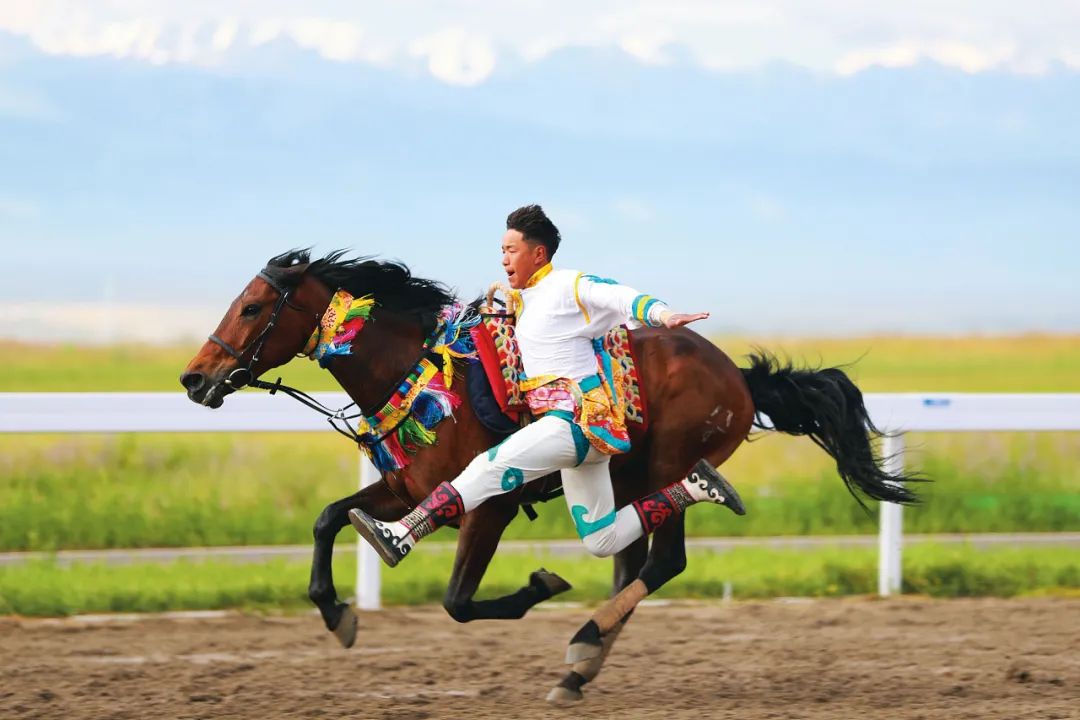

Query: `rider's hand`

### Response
(661, 311, 710, 329)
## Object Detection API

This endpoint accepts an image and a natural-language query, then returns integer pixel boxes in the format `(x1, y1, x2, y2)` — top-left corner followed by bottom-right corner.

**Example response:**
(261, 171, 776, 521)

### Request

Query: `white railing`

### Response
(3, 392, 1080, 605)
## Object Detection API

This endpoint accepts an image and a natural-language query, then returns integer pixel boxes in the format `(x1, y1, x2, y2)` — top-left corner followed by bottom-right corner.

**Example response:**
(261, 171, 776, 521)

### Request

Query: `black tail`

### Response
(741, 351, 922, 507)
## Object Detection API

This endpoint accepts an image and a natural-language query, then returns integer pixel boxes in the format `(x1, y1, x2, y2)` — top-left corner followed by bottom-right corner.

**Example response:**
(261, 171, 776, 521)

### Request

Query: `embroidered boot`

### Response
(348, 482, 465, 568)
(631, 459, 745, 535)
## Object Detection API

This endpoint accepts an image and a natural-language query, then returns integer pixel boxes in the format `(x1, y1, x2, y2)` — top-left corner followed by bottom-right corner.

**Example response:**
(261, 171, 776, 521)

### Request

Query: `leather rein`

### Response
(205, 271, 435, 448)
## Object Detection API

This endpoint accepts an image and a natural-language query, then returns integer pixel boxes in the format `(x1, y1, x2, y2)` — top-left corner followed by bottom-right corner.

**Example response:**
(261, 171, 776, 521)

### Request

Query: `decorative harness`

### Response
(208, 270, 480, 474)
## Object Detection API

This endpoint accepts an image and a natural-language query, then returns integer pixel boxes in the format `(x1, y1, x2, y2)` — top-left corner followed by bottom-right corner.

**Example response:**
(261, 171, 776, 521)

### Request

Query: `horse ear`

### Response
(279, 262, 311, 285)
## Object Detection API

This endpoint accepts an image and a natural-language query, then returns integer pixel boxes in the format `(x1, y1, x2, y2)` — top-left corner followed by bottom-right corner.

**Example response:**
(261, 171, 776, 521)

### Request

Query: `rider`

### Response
(349, 204, 739, 566)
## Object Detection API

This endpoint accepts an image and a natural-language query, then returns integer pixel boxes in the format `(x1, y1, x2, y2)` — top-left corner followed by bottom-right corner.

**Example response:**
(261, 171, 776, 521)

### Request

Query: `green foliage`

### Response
(1, 545, 1076, 616)
(0, 429, 1076, 551)
(1, 336, 1077, 551)
(4, 334, 1080, 392)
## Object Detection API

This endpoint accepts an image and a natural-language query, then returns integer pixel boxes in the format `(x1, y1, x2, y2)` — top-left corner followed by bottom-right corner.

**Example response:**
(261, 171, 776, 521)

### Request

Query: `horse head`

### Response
(179, 251, 328, 408)
(180, 249, 456, 408)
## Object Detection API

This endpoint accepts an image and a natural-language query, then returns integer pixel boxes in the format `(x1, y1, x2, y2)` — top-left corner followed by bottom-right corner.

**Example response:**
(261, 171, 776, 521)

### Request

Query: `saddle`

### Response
(464, 286, 648, 436)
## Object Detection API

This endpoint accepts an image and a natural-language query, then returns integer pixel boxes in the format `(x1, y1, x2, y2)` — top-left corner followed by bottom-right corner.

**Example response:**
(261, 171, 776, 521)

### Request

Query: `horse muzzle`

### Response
(180, 370, 236, 408)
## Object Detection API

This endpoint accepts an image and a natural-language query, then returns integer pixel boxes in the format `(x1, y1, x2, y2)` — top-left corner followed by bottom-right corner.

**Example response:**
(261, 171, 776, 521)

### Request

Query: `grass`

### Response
(0, 335, 1077, 551)
(1, 545, 1076, 616)
(2, 334, 1080, 393)
(0, 429, 1076, 551)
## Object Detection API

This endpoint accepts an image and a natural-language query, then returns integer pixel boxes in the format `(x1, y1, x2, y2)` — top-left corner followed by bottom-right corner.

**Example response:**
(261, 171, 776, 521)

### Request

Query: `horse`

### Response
(180, 249, 919, 704)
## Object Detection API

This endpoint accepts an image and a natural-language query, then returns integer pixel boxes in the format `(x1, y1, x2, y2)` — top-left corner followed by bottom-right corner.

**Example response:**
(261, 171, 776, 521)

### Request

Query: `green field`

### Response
(3, 333, 1080, 393)
(1, 545, 1076, 616)
(1, 335, 1078, 552)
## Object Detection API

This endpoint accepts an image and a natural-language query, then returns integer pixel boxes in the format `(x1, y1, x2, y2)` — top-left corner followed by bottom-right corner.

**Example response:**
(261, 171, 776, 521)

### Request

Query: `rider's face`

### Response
(501, 230, 548, 289)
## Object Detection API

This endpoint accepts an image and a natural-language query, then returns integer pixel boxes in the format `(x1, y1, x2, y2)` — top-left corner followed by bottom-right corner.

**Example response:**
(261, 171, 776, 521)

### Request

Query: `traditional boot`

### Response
(348, 481, 465, 568)
(631, 459, 745, 534)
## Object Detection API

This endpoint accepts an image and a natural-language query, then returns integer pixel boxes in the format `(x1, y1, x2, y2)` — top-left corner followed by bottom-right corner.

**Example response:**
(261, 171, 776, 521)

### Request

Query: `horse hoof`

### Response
(546, 685, 584, 706)
(531, 568, 572, 598)
(331, 605, 358, 649)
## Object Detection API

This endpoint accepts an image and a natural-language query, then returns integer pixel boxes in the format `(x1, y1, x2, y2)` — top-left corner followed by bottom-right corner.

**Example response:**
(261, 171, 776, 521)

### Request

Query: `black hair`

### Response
(263, 249, 456, 333)
(506, 204, 561, 260)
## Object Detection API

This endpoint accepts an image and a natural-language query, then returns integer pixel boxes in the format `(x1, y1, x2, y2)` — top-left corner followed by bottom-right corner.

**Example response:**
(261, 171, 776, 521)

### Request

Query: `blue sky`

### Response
(1, 2, 1078, 341)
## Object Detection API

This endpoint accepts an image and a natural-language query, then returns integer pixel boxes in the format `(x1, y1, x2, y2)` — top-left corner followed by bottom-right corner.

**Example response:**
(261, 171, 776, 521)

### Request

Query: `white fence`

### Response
(3, 392, 1080, 606)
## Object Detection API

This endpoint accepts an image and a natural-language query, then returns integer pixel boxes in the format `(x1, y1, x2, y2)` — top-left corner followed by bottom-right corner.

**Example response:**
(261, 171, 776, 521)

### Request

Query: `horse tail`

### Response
(740, 350, 921, 508)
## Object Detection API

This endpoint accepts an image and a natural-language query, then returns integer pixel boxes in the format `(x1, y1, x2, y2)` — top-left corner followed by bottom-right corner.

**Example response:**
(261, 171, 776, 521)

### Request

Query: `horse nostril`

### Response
(180, 372, 205, 392)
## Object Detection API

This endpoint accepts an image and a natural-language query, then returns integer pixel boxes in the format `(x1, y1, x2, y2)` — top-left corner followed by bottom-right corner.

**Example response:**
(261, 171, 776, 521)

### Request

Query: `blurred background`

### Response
(0, 1, 1077, 614)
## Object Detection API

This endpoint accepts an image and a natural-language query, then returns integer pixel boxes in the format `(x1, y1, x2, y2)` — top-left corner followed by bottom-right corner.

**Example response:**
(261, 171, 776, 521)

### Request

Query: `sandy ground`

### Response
(1, 598, 1077, 720)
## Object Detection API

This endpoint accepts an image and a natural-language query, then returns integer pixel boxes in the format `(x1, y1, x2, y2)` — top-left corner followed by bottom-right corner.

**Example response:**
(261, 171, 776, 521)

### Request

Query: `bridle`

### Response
(204, 270, 402, 447)
(200, 271, 503, 513)
(208, 270, 318, 391)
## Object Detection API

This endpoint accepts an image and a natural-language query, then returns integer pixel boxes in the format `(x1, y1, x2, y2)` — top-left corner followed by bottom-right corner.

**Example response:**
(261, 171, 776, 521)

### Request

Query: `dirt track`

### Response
(2, 598, 1077, 719)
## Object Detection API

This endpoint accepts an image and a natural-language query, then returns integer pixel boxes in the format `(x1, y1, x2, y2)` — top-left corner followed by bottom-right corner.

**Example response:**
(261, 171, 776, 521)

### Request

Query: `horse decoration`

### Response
(181, 250, 921, 705)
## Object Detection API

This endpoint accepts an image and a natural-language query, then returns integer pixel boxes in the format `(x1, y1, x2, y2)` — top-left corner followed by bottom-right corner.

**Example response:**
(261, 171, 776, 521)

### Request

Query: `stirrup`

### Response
(348, 509, 411, 568)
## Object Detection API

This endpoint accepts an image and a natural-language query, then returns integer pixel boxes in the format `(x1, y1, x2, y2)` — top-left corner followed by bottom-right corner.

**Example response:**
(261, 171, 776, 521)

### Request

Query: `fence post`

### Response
(877, 433, 905, 596)
(355, 457, 382, 610)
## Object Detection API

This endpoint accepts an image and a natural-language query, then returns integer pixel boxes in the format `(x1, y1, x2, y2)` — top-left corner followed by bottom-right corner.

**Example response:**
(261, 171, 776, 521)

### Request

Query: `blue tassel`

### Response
(368, 441, 398, 473)
(318, 343, 352, 369)
(412, 388, 454, 428)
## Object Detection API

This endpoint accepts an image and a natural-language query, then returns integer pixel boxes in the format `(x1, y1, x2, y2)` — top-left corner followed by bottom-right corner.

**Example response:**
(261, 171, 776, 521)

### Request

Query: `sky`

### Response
(1, 1, 1078, 342)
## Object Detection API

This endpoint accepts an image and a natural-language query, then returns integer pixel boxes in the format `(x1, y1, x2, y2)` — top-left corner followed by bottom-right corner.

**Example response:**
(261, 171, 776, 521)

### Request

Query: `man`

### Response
(349, 205, 739, 566)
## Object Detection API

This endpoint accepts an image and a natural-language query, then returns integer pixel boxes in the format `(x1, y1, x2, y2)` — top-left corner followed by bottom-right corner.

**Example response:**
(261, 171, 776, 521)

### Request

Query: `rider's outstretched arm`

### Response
(573, 274, 709, 332)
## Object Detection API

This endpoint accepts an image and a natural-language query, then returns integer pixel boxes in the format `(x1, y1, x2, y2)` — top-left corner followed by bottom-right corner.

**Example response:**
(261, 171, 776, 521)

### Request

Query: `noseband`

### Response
(208, 271, 315, 389)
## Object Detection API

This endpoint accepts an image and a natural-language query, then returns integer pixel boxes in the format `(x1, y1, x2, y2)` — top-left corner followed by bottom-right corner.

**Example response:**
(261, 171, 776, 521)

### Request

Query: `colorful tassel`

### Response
(306, 294, 481, 474)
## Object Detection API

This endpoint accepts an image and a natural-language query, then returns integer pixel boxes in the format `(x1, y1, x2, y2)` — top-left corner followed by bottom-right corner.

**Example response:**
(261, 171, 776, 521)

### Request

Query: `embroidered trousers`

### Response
(453, 414, 644, 557)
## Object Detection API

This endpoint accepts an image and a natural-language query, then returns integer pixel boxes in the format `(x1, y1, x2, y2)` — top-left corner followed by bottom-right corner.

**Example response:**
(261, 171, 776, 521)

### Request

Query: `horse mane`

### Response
(263, 249, 457, 331)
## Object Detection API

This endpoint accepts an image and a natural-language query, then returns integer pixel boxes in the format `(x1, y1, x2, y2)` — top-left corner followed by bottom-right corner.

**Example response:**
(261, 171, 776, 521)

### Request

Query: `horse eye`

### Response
(241, 303, 261, 317)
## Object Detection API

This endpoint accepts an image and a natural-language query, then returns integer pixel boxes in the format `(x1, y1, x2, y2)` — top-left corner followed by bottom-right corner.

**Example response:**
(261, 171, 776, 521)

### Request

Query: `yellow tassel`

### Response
(440, 347, 455, 389)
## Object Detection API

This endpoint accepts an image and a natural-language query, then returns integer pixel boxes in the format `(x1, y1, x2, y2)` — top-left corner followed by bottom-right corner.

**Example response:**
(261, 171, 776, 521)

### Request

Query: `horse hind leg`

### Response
(564, 507, 689, 666)
(558, 452, 742, 669)
(547, 535, 649, 706)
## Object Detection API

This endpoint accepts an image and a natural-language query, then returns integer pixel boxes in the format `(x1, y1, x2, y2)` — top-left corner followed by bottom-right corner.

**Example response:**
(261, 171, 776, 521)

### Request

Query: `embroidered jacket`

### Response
(512, 264, 667, 457)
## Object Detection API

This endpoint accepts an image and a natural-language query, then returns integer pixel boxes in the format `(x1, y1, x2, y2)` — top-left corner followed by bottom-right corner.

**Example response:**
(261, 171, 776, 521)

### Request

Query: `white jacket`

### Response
(514, 264, 667, 383)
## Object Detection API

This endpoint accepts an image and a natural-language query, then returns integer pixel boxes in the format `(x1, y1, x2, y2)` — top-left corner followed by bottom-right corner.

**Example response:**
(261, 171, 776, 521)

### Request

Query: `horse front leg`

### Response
(309, 479, 404, 648)
(442, 495, 573, 622)
(547, 535, 649, 705)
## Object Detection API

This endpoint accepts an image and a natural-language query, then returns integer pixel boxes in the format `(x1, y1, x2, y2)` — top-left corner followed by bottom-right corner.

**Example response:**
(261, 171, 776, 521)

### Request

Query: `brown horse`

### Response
(180, 250, 918, 704)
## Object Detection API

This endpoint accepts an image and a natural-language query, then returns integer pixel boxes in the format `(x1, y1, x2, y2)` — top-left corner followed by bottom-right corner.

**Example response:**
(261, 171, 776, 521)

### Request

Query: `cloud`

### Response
(409, 27, 496, 86)
(0, 2, 1078, 83)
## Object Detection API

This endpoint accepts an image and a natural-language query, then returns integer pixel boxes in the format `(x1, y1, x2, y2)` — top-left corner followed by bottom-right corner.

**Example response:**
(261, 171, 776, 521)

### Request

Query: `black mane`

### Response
(263, 249, 456, 330)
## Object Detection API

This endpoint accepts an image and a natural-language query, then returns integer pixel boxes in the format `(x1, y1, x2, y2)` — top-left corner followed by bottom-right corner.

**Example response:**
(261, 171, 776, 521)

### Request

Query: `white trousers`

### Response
(453, 415, 645, 557)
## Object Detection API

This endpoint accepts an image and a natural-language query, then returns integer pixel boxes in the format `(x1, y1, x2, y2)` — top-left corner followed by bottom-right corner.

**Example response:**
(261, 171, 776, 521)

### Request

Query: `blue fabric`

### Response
(641, 298, 661, 326)
(501, 467, 525, 491)
(578, 374, 602, 392)
(465, 361, 519, 436)
(587, 423, 632, 454)
(592, 337, 616, 394)
(546, 409, 590, 466)
(571, 505, 616, 539)
(582, 274, 619, 285)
